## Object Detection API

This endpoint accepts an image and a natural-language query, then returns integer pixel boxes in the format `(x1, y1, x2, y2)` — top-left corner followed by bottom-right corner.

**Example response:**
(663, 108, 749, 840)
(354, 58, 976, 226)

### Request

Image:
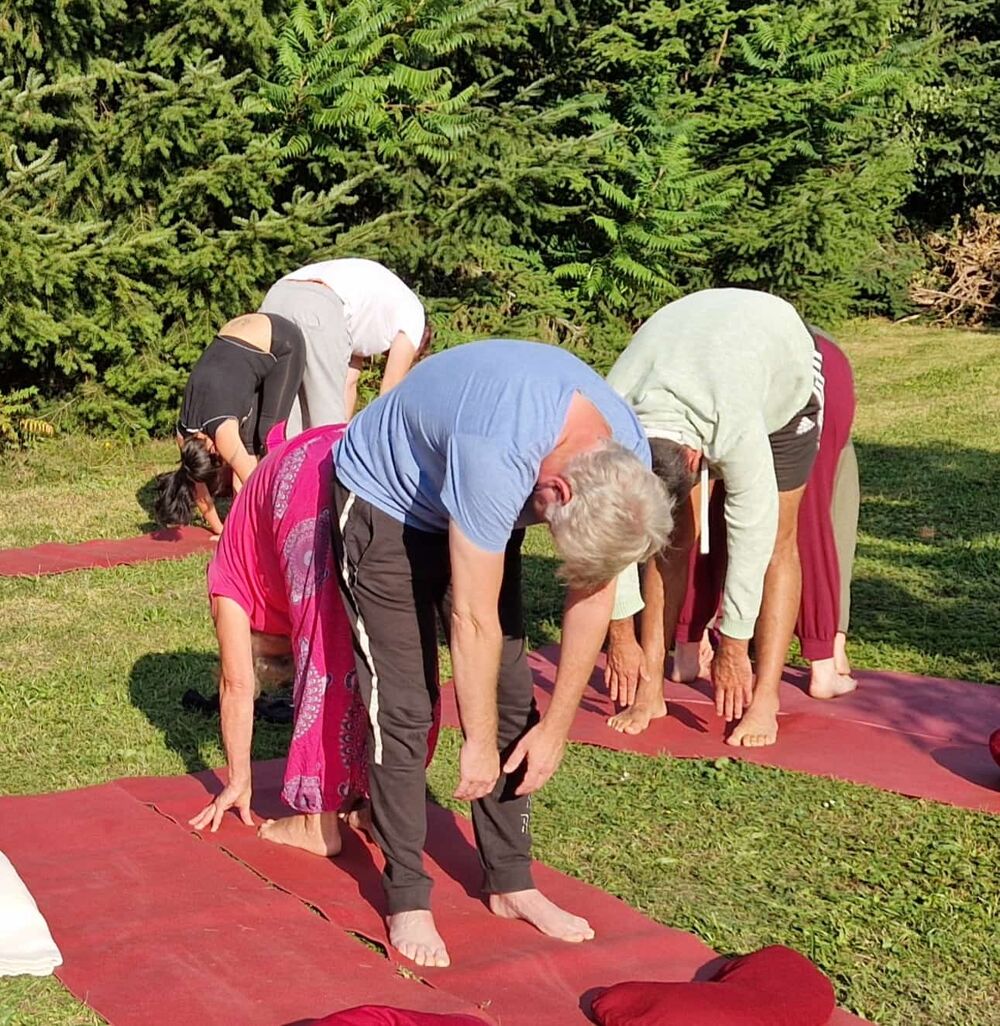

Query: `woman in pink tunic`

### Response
(189, 423, 368, 856)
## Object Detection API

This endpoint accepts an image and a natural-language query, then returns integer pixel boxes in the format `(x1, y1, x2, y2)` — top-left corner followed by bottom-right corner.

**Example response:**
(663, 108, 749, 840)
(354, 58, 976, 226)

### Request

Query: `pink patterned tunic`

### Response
(206, 423, 367, 813)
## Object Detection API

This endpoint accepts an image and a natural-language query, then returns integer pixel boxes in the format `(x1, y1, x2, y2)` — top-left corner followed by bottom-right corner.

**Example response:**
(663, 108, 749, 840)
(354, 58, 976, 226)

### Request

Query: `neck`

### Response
(540, 393, 610, 478)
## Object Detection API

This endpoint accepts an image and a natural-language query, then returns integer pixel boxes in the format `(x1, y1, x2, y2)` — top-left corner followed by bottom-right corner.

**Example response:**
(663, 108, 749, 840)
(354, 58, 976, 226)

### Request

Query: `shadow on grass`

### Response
(129, 649, 292, 773)
(134, 475, 160, 533)
(853, 441, 999, 680)
(522, 551, 563, 650)
(855, 439, 999, 542)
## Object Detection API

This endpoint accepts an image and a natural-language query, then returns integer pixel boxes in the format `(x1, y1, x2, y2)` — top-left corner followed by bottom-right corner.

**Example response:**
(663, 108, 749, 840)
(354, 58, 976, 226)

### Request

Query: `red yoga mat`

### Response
(0, 780, 492, 1026)
(0, 527, 216, 577)
(115, 762, 869, 1026)
(439, 647, 1000, 814)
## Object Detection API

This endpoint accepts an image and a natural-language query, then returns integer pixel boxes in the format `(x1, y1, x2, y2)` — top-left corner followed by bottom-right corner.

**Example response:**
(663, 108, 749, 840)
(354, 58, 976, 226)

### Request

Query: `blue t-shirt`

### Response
(333, 339, 650, 552)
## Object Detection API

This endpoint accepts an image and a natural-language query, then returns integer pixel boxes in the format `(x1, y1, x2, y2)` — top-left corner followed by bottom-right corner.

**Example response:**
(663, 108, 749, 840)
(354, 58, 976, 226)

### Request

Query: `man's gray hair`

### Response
(545, 441, 673, 591)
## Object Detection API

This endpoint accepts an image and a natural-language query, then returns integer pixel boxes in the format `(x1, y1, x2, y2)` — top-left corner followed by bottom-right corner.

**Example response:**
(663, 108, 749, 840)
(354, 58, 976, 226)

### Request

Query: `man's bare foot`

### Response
(388, 910, 450, 967)
(489, 889, 594, 943)
(726, 695, 779, 747)
(607, 695, 666, 735)
(257, 812, 342, 857)
(808, 657, 858, 699)
(669, 640, 702, 682)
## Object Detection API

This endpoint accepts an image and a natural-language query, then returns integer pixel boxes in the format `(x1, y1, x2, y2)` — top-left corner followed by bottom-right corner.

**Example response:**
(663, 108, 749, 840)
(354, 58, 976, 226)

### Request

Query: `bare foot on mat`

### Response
(726, 696, 779, 747)
(607, 695, 666, 735)
(833, 632, 853, 678)
(669, 640, 703, 683)
(489, 889, 594, 942)
(388, 909, 451, 968)
(808, 658, 858, 700)
(341, 802, 373, 838)
(257, 812, 342, 857)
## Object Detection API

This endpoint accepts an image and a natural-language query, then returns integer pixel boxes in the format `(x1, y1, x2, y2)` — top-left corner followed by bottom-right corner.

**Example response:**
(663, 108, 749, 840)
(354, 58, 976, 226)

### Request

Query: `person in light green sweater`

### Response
(604, 288, 824, 747)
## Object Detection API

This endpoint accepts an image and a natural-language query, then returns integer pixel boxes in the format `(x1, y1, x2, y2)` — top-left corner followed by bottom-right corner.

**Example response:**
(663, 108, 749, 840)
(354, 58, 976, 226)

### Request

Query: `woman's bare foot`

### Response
(607, 695, 666, 735)
(833, 632, 853, 677)
(340, 802, 373, 838)
(726, 694, 780, 747)
(489, 889, 594, 942)
(257, 812, 342, 857)
(808, 657, 858, 699)
(388, 910, 450, 967)
(669, 640, 703, 683)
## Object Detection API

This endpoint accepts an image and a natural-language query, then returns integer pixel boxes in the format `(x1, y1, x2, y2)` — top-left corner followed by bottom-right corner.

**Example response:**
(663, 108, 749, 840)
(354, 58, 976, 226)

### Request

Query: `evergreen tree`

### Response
(909, 0, 1000, 224)
(0, 3, 354, 432)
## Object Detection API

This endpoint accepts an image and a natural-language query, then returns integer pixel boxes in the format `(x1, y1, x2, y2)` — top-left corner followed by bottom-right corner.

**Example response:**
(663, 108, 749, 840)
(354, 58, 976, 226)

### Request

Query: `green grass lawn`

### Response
(0, 320, 998, 1026)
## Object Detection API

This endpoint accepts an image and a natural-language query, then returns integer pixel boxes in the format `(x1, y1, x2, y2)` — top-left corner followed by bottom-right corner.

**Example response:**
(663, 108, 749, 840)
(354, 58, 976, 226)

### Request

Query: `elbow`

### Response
(450, 607, 502, 646)
(219, 672, 256, 697)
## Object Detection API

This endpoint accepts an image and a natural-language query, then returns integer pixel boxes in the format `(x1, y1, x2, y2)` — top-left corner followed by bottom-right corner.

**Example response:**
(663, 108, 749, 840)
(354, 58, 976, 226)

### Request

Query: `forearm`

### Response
(548, 580, 615, 733)
(194, 482, 224, 535)
(718, 452, 778, 638)
(344, 380, 359, 419)
(450, 615, 502, 745)
(218, 673, 255, 784)
(607, 616, 637, 649)
(231, 453, 257, 491)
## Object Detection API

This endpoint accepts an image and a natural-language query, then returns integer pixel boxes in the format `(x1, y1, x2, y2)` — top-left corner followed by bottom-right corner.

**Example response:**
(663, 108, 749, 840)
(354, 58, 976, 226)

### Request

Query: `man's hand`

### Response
(503, 721, 567, 796)
(454, 738, 500, 801)
(711, 636, 754, 721)
(188, 777, 254, 833)
(604, 621, 650, 707)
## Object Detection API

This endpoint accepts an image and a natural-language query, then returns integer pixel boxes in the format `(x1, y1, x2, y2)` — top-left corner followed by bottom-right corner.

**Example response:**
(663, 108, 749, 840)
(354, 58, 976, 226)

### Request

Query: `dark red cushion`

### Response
(989, 728, 1000, 769)
(310, 1007, 486, 1026)
(591, 945, 835, 1026)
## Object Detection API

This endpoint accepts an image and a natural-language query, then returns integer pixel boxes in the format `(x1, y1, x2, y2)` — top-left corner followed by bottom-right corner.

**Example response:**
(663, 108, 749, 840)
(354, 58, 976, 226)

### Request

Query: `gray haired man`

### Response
(330, 339, 670, 968)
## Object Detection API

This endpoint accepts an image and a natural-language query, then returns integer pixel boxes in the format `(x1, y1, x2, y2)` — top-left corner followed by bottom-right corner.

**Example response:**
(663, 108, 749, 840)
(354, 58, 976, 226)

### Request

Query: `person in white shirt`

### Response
(259, 258, 431, 432)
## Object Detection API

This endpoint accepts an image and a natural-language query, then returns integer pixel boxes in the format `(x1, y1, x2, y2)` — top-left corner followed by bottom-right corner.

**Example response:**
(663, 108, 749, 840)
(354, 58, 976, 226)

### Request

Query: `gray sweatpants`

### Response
(832, 440, 860, 634)
(258, 279, 351, 434)
(331, 477, 537, 914)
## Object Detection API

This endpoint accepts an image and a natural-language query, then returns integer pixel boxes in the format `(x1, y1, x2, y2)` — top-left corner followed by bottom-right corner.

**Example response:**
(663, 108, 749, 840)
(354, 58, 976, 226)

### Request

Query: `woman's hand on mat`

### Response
(712, 637, 754, 721)
(604, 630, 649, 707)
(188, 778, 254, 832)
(454, 739, 500, 801)
(504, 722, 567, 796)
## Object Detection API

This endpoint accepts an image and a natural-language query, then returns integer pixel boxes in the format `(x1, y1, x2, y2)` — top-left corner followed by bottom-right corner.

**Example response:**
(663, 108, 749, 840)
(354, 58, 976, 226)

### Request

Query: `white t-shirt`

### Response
(282, 258, 425, 358)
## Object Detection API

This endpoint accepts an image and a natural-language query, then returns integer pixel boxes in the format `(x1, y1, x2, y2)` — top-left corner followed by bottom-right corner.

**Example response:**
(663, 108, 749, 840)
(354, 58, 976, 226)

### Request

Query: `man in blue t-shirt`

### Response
(330, 339, 670, 968)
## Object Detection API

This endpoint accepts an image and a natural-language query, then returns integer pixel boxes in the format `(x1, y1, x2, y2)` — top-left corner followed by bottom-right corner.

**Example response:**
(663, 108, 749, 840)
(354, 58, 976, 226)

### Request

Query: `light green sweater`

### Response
(609, 289, 816, 638)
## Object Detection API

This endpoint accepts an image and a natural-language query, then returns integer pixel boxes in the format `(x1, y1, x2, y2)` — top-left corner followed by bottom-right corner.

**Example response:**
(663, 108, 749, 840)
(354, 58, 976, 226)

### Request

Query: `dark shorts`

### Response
(768, 341, 824, 492)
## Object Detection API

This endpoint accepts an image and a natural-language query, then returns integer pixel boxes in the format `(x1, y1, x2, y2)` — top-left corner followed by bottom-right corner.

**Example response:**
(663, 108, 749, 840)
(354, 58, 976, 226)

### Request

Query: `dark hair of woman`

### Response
(154, 436, 223, 527)
(649, 437, 698, 510)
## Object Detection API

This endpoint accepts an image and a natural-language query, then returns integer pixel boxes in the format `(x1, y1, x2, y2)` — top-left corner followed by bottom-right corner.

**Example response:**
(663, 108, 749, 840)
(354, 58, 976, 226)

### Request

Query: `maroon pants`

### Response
(675, 334, 856, 661)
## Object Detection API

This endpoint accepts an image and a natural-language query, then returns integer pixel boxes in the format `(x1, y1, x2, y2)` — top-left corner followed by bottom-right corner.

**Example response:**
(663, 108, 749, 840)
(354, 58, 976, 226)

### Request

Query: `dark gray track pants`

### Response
(331, 476, 538, 914)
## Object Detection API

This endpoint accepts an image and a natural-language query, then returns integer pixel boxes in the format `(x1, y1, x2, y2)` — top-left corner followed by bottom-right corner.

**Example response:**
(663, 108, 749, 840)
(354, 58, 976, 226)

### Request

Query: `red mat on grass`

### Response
(0, 527, 216, 577)
(440, 646, 1000, 814)
(1, 764, 869, 1026)
(0, 781, 489, 1026)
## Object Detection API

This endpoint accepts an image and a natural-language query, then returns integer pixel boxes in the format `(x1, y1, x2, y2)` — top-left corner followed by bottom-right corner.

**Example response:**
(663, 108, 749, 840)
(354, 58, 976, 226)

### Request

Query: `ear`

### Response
(539, 474, 572, 507)
(683, 446, 702, 476)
